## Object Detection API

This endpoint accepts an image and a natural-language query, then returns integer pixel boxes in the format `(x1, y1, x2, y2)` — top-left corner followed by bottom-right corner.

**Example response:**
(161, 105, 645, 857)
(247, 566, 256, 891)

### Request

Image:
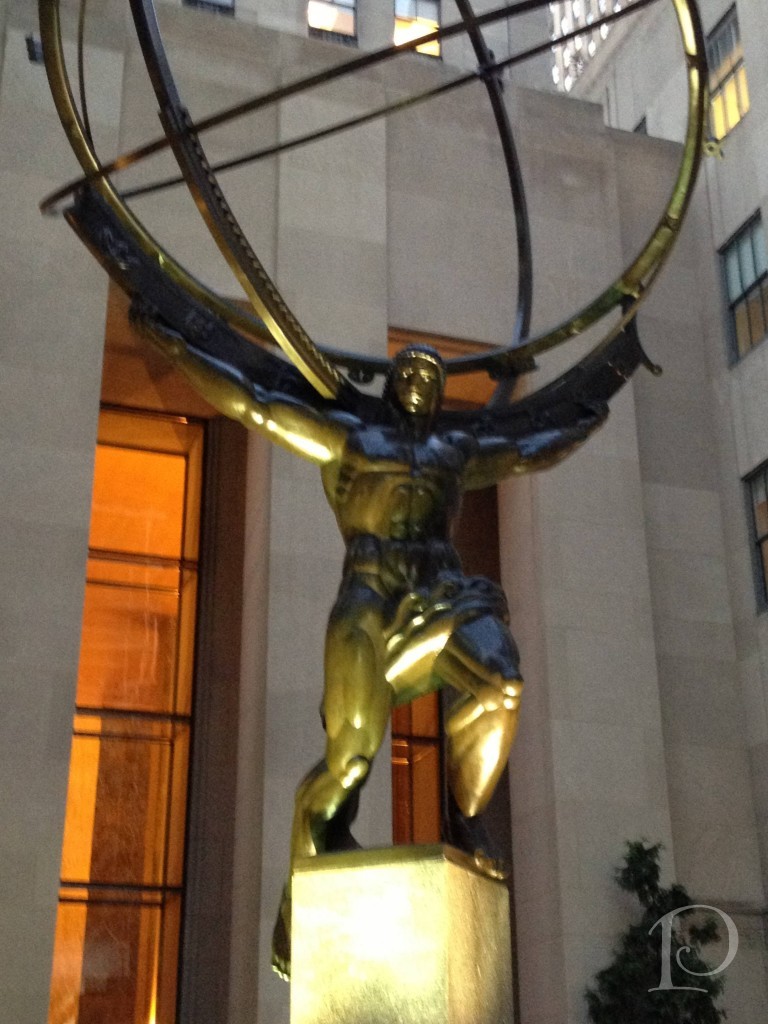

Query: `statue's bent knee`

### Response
(479, 677, 523, 712)
(339, 755, 370, 790)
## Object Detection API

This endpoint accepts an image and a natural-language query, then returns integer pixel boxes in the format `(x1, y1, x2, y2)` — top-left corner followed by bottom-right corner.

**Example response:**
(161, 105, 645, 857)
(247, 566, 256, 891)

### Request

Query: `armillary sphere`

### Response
(38, 0, 708, 420)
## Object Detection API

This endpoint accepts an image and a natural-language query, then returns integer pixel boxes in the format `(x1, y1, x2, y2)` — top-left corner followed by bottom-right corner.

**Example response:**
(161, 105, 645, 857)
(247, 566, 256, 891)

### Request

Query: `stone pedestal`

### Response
(290, 845, 514, 1024)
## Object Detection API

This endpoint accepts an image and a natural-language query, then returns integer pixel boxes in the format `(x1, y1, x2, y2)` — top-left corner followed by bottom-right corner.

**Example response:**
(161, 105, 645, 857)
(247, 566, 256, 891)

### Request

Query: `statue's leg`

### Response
(434, 614, 523, 819)
(272, 584, 392, 978)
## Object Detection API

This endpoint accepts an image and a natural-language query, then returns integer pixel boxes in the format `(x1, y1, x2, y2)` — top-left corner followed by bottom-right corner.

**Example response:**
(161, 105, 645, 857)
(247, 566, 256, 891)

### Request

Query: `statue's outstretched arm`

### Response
(463, 406, 608, 490)
(146, 328, 349, 465)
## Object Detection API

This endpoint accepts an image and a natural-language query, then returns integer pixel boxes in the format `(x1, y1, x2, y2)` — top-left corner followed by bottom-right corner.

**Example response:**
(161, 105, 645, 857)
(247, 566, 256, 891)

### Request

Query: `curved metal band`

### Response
(39, 0, 707, 394)
(453, 0, 532, 348)
(38, 0, 275, 350)
(484, 0, 707, 373)
(128, 0, 343, 399)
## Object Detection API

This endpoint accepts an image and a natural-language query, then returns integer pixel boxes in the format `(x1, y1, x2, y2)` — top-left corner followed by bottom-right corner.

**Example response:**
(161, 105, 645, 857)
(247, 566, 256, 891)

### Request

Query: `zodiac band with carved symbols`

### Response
(38, 0, 709, 983)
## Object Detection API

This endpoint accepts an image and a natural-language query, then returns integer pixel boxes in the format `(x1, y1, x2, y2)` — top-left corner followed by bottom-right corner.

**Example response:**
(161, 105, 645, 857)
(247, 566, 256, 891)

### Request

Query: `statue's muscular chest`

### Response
(322, 428, 473, 541)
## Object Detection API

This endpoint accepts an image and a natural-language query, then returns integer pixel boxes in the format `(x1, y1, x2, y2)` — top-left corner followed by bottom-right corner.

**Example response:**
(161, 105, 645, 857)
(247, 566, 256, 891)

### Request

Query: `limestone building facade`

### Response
(0, 1, 766, 1023)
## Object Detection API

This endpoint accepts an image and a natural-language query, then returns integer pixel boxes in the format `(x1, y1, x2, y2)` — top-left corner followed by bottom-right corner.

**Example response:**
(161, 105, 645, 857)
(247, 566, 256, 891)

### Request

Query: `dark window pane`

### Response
(725, 242, 742, 300)
(738, 231, 757, 290)
(410, 691, 440, 738)
(746, 469, 768, 609)
(753, 474, 768, 535)
(392, 738, 440, 844)
(391, 703, 412, 736)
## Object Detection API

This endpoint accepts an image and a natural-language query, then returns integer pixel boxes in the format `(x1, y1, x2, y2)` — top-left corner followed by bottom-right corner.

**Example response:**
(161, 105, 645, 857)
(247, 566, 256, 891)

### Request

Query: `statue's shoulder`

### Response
(343, 421, 402, 460)
(436, 429, 478, 459)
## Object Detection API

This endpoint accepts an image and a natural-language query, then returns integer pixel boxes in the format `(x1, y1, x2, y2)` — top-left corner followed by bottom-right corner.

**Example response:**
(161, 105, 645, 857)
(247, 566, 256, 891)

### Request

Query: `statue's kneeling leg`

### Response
(272, 753, 371, 979)
(272, 754, 371, 979)
(273, 586, 390, 979)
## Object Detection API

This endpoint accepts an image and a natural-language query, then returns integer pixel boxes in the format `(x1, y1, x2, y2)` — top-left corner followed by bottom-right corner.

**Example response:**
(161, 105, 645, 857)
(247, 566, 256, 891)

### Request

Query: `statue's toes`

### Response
(271, 890, 292, 982)
(271, 951, 291, 982)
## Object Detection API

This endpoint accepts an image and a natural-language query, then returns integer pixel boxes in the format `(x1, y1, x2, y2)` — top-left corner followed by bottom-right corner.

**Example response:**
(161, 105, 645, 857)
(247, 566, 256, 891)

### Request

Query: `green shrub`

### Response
(585, 841, 725, 1024)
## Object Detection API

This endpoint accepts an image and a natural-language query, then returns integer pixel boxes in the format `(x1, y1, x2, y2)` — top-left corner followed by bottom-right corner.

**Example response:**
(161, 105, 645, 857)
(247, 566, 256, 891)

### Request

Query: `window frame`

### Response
(719, 213, 768, 363)
(705, 4, 749, 140)
(745, 462, 768, 612)
(183, 0, 236, 14)
(48, 407, 206, 1024)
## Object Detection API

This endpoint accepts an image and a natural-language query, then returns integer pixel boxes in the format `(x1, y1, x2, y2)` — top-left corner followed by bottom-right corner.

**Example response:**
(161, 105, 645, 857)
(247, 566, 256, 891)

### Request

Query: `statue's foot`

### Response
(472, 849, 509, 881)
(443, 792, 509, 878)
(271, 887, 292, 982)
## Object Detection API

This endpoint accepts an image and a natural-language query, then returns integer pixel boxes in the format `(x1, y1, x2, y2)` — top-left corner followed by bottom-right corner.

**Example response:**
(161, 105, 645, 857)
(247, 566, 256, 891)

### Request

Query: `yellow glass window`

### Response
(394, 0, 440, 56)
(737, 64, 749, 114)
(49, 409, 204, 1024)
(308, 0, 356, 38)
(706, 7, 749, 141)
(710, 92, 725, 141)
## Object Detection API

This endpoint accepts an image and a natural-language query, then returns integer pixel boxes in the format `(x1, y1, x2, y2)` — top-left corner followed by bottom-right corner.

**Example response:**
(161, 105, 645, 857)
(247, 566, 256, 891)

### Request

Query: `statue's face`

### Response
(392, 356, 444, 417)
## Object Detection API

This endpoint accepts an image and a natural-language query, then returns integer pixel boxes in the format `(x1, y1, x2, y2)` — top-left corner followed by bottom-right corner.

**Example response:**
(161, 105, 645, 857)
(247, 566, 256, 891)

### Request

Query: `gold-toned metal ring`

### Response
(38, 0, 707, 390)
(38, 0, 341, 398)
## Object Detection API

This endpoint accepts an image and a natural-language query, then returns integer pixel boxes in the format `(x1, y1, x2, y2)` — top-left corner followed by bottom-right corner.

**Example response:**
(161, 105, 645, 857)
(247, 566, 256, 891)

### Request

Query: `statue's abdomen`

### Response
(333, 465, 460, 542)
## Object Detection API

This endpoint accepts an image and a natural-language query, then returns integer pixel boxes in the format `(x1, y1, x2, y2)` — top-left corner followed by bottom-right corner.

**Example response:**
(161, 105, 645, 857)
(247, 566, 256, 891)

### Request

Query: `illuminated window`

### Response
(747, 463, 768, 610)
(48, 408, 204, 1024)
(308, 0, 357, 43)
(721, 214, 768, 360)
(394, 0, 440, 57)
(706, 6, 749, 140)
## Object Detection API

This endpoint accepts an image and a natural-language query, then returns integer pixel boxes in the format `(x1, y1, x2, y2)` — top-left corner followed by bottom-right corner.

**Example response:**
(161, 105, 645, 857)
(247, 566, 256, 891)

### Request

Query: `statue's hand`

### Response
(146, 331, 185, 362)
(473, 850, 509, 881)
(130, 305, 186, 363)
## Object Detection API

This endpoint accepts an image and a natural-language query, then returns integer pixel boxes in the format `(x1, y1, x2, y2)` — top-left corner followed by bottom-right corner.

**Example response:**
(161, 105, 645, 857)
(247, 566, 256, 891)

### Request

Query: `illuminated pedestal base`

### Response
(290, 844, 514, 1024)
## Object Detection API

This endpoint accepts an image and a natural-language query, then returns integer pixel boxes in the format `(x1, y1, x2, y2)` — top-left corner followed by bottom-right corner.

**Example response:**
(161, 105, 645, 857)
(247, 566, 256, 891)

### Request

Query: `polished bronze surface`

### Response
(37, 0, 711, 987)
(141, 330, 606, 977)
(291, 845, 513, 1024)
(38, 0, 708, 389)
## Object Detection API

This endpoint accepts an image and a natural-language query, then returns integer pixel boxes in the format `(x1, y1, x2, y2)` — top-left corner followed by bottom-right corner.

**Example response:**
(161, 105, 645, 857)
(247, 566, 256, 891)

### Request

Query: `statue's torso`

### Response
(322, 426, 473, 543)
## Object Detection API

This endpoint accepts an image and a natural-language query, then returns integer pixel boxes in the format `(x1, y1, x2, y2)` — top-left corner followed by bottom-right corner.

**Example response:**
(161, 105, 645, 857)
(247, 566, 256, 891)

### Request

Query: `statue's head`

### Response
(385, 345, 446, 422)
